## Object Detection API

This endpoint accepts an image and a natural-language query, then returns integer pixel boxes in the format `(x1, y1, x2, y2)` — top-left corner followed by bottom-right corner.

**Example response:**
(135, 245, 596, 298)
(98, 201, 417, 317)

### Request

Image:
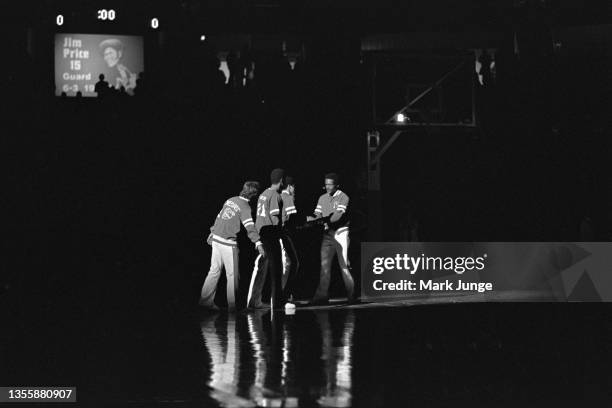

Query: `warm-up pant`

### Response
(200, 240, 240, 310)
(312, 229, 354, 302)
(247, 232, 283, 308)
(280, 235, 300, 297)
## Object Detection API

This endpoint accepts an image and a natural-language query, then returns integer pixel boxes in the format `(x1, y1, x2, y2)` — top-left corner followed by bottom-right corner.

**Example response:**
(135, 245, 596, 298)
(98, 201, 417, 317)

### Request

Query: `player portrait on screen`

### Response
(99, 38, 137, 92)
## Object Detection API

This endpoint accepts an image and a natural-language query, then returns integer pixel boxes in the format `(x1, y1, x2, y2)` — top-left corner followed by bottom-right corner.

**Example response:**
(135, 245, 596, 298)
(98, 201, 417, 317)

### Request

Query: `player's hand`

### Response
(206, 233, 213, 246)
(257, 245, 266, 257)
(307, 216, 316, 222)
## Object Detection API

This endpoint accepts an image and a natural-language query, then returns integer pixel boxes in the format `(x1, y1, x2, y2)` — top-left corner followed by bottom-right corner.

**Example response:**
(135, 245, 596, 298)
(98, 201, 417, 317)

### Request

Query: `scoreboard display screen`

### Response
(55, 33, 144, 97)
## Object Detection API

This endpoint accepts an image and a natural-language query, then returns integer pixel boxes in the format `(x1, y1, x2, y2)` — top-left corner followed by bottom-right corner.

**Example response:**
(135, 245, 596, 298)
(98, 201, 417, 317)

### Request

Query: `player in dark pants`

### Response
(247, 168, 286, 309)
(309, 173, 355, 305)
(280, 176, 300, 309)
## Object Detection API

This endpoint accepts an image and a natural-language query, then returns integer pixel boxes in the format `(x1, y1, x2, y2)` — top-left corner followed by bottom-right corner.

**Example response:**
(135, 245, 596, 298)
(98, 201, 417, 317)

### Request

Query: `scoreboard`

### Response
(55, 8, 161, 30)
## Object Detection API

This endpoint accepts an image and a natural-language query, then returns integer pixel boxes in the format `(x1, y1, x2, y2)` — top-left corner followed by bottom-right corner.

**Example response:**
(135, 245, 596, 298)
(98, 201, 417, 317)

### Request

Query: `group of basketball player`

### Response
(199, 168, 356, 312)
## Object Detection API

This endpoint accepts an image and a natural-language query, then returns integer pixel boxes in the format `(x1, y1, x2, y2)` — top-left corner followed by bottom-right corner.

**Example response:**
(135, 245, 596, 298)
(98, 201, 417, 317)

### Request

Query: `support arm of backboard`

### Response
(385, 59, 467, 125)
(372, 130, 402, 165)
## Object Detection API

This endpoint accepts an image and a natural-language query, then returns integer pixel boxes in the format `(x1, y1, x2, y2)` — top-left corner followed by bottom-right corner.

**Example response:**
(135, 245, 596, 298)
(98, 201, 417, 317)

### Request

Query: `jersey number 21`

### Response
(257, 203, 266, 217)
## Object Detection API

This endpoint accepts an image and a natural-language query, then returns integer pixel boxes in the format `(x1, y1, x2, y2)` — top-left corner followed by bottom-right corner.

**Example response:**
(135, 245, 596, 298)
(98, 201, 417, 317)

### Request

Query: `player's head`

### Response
(240, 181, 260, 200)
(324, 173, 339, 195)
(285, 176, 296, 195)
(99, 39, 124, 68)
(99, 74, 105, 80)
(270, 168, 285, 188)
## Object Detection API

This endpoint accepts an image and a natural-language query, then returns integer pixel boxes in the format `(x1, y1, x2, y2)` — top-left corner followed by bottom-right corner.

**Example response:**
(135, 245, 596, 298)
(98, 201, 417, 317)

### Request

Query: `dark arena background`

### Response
(1, 0, 611, 406)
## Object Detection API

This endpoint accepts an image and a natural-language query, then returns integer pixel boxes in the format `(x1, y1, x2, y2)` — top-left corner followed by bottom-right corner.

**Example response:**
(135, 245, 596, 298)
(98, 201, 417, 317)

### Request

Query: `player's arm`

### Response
(307, 197, 324, 221)
(269, 194, 282, 226)
(329, 194, 349, 223)
(240, 210, 262, 248)
(282, 195, 297, 225)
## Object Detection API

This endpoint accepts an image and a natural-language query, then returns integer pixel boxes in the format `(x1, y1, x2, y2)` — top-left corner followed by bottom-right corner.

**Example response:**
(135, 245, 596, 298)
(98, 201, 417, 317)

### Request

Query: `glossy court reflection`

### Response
(199, 310, 355, 407)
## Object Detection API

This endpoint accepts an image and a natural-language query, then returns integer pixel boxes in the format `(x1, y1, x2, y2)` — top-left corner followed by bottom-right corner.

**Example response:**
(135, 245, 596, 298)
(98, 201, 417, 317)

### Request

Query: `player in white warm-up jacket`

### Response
(200, 181, 265, 311)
